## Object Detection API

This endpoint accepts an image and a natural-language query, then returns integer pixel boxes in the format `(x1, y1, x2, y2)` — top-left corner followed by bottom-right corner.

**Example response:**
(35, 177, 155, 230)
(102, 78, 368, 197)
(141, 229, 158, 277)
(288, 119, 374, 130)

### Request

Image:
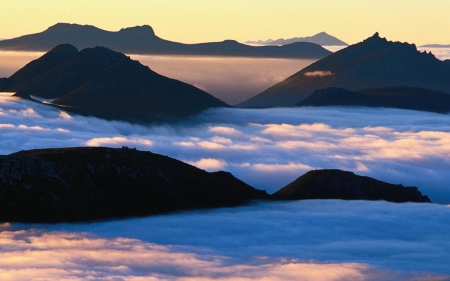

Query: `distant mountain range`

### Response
(238, 33, 450, 108)
(0, 23, 331, 59)
(298, 86, 450, 113)
(420, 44, 450, 48)
(246, 32, 348, 46)
(0, 44, 229, 123)
(0, 147, 430, 222)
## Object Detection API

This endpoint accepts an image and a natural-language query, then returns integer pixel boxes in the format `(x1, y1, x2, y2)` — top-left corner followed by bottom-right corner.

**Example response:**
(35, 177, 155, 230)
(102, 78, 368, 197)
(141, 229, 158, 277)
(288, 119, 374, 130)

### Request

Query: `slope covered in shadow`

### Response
(0, 44, 229, 123)
(0, 146, 432, 223)
(273, 169, 430, 203)
(0, 147, 269, 222)
(297, 86, 450, 113)
(238, 33, 450, 108)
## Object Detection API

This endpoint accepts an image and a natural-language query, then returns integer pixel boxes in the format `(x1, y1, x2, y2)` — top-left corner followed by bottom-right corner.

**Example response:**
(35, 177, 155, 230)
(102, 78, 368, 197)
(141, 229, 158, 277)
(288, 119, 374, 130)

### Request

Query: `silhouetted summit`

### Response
(273, 169, 430, 203)
(238, 33, 450, 108)
(0, 23, 331, 59)
(246, 31, 348, 46)
(0, 44, 229, 123)
(298, 86, 450, 113)
(0, 147, 269, 222)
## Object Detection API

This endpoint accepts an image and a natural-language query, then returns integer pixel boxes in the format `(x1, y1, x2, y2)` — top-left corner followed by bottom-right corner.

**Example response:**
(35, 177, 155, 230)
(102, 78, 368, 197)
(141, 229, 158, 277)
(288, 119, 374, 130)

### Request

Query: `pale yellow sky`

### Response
(1, 0, 449, 45)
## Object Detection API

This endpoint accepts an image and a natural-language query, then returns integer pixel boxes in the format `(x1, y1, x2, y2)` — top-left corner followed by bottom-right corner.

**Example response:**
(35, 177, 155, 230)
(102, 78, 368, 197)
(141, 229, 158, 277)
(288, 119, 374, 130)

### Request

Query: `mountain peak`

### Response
(48, 43, 78, 55)
(47, 23, 98, 32)
(119, 25, 155, 36)
(363, 32, 387, 43)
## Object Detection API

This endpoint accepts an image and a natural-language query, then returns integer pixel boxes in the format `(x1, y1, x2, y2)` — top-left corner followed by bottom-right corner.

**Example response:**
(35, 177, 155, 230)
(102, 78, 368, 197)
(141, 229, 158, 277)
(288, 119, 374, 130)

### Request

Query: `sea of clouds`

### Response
(1, 93, 450, 202)
(2, 200, 449, 280)
(2, 48, 450, 279)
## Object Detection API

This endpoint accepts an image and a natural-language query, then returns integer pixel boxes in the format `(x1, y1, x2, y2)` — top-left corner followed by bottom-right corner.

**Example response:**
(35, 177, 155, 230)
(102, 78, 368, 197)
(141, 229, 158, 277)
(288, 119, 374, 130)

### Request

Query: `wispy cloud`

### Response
(304, 70, 333, 77)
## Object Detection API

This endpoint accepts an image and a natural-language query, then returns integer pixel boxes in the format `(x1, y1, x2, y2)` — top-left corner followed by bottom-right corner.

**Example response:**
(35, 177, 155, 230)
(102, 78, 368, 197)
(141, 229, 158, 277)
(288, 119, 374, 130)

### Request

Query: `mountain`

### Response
(420, 44, 450, 48)
(0, 44, 229, 123)
(238, 33, 450, 108)
(246, 32, 348, 46)
(0, 147, 269, 222)
(272, 169, 431, 203)
(297, 86, 450, 113)
(0, 23, 331, 59)
(0, 146, 432, 222)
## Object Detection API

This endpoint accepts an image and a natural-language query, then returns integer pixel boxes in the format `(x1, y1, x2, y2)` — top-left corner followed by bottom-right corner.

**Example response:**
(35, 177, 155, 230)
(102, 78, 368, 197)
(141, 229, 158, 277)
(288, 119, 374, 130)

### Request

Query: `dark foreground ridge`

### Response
(238, 32, 450, 108)
(273, 169, 431, 203)
(0, 147, 269, 222)
(0, 147, 432, 223)
(297, 86, 450, 113)
(0, 44, 229, 123)
(0, 23, 331, 59)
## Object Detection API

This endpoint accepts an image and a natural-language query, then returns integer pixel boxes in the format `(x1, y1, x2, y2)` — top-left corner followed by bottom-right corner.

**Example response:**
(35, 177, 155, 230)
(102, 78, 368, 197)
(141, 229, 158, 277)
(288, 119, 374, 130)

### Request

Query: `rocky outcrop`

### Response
(0, 147, 269, 222)
(273, 169, 431, 203)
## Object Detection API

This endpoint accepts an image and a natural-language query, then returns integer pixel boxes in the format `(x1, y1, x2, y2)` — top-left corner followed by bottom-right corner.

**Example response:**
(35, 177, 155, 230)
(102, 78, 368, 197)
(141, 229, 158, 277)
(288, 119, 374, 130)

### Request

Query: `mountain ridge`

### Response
(0, 147, 431, 223)
(238, 33, 450, 108)
(0, 23, 331, 59)
(246, 31, 348, 46)
(0, 147, 269, 222)
(0, 44, 229, 123)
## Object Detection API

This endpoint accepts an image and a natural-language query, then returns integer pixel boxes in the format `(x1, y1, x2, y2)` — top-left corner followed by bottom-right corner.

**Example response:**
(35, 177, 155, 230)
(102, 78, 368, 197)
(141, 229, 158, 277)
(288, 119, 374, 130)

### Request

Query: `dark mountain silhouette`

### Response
(238, 33, 450, 108)
(0, 23, 331, 59)
(0, 147, 269, 222)
(0, 44, 229, 123)
(0, 147, 432, 223)
(273, 169, 430, 203)
(297, 86, 450, 113)
(246, 32, 348, 46)
(420, 44, 450, 48)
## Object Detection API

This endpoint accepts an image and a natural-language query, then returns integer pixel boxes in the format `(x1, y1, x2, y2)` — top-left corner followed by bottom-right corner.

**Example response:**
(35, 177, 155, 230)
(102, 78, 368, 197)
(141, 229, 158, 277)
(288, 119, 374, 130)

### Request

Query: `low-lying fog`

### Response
(1, 46, 449, 105)
(2, 200, 450, 280)
(1, 93, 450, 203)
(0, 51, 315, 105)
(130, 55, 315, 105)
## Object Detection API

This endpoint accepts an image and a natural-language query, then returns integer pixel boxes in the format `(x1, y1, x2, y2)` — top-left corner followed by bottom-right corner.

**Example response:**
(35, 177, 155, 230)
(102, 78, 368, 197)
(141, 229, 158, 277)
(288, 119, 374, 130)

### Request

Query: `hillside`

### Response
(238, 33, 450, 108)
(0, 44, 229, 123)
(297, 86, 450, 113)
(0, 147, 269, 222)
(273, 169, 430, 203)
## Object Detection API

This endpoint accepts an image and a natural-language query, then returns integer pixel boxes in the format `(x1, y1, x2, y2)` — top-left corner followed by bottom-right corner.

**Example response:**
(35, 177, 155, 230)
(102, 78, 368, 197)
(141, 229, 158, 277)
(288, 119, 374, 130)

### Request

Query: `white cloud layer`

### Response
(5, 200, 450, 280)
(1, 93, 450, 202)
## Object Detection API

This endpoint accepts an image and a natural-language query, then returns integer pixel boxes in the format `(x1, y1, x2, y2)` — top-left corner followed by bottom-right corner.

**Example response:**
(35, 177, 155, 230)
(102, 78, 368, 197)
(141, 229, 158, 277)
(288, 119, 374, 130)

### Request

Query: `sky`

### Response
(1, 0, 450, 45)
